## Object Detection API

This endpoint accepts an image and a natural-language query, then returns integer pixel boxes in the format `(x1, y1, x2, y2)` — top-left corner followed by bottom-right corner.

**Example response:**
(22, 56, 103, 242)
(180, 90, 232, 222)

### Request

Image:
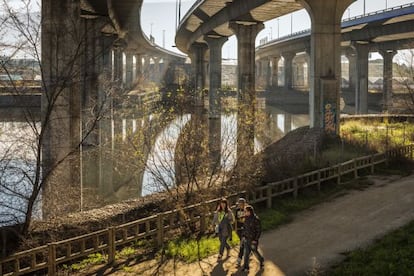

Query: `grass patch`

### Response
(62, 252, 106, 272)
(164, 231, 240, 263)
(328, 220, 414, 275)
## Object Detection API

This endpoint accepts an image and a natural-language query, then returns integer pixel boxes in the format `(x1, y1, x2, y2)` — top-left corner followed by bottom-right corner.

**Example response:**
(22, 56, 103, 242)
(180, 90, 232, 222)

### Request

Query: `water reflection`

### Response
(0, 100, 309, 224)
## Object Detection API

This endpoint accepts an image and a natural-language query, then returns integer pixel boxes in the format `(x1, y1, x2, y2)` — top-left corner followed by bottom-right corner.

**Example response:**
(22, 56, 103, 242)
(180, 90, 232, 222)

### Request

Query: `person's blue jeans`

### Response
(219, 234, 230, 256)
(243, 239, 264, 269)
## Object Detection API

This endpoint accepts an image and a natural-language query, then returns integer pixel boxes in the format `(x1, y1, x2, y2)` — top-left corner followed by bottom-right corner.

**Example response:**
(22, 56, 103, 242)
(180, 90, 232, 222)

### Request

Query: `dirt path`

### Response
(102, 174, 414, 276)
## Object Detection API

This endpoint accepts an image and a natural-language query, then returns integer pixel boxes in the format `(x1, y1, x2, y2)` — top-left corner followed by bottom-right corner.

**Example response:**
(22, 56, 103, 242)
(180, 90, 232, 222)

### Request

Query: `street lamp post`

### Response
(363, 0, 366, 15)
(277, 18, 280, 38)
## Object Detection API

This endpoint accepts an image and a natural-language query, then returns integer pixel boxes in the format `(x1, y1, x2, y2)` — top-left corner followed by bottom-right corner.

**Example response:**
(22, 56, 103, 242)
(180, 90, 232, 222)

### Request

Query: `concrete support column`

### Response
(379, 49, 397, 112)
(304, 52, 310, 89)
(204, 35, 228, 118)
(295, 60, 306, 87)
(300, 0, 353, 133)
(230, 21, 264, 176)
(271, 56, 280, 88)
(143, 56, 150, 79)
(41, 0, 82, 217)
(189, 43, 208, 105)
(125, 52, 133, 89)
(284, 113, 292, 133)
(282, 52, 295, 89)
(135, 54, 142, 82)
(98, 35, 114, 203)
(153, 57, 160, 82)
(354, 43, 370, 114)
(265, 58, 272, 89)
(113, 47, 123, 83)
(345, 48, 357, 92)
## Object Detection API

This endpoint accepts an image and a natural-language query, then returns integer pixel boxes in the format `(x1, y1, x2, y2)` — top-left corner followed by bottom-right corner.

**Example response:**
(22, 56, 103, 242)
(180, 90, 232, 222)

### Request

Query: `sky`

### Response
(141, 0, 414, 59)
(3, 0, 413, 60)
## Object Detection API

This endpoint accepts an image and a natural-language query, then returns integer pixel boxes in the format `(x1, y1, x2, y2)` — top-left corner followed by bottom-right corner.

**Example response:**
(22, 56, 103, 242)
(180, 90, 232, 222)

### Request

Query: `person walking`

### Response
(212, 198, 234, 261)
(234, 197, 247, 267)
(242, 205, 264, 272)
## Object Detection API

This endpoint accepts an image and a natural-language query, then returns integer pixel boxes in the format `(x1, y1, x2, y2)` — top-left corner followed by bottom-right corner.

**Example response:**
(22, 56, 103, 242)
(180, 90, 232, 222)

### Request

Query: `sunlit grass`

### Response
(164, 231, 240, 263)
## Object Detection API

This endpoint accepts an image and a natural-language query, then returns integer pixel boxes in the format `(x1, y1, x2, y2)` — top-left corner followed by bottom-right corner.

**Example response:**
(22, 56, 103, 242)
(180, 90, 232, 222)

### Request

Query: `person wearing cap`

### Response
(212, 198, 234, 261)
(241, 205, 264, 272)
(234, 197, 247, 267)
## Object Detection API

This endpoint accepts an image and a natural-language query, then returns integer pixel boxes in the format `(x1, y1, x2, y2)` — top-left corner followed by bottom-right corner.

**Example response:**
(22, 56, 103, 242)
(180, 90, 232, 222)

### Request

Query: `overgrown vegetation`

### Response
(341, 119, 414, 152)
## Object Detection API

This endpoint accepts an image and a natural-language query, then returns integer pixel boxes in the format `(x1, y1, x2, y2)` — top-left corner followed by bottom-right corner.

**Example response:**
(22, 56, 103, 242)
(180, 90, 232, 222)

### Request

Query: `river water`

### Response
(0, 101, 309, 225)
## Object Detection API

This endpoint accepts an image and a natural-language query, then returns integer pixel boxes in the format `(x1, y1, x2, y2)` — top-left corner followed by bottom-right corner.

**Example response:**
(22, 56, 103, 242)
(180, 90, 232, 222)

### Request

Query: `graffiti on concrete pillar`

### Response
(321, 77, 338, 134)
(323, 103, 336, 134)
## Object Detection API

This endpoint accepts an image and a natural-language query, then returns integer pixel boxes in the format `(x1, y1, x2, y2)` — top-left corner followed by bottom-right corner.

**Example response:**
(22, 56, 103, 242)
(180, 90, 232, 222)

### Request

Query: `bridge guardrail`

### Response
(1, 145, 413, 275)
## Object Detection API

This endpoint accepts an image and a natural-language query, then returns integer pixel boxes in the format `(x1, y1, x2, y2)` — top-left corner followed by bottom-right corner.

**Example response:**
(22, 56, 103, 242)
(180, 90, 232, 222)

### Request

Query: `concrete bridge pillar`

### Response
(113, 47, 123, 84)
(282, 52, 295, 90)
(300, 0, 354, 133)
(264, 58, 272, 89)
(354, 42, 370, 114)
(304, 51, 310, 89)
(96, 35, 115, 204)
(204, 35, 228, 118)
(125, 52, 133, 89)
(230, 20, 264, 173)
(271, 55, 281, 88)
(41, 0, 83, 217)
(379, 49, 397, 112)
(189, 43, 208, 105)
(345, 48, 357, 92)
(152, 57, 161, 82)
(143, 55, 150, 80)
(284, 113, 292, 133)
(294, 59, 306, 88)
(135, 54, 143, 82)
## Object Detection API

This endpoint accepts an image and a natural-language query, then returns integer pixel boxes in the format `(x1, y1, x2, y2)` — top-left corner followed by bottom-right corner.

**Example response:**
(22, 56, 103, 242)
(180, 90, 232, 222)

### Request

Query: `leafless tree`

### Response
(0, 0, 114, 241)
(393, 48, 414, 113)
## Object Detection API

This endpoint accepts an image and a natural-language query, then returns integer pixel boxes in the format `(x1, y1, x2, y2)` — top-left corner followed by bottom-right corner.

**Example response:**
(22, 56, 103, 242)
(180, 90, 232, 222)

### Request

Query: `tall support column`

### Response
(354, 43, 370, 114)
(113, 47, 123, 83)
(98, 35, 115, 204)
(143, 56, 150, 80)
(294, 60, 306, 88)
(204, 35, 228, 118)
(265, 58, 272, 89)
(153, 57, 160, 82)
(282, 52, 295, 90)
(230, 21, 264, 177)
(204, 36, 227, 173)
(125, 52, 133, 89)
(300, 0, 354, 133)
(345, 48, 357, 92)
(271, 55, 280, 88)
(304, 52, 311, 89)
(379, 49, 397, 112)
(41, 0, 83, 218)
(189, 43, 208, 106)
(135, 54, 142, 82)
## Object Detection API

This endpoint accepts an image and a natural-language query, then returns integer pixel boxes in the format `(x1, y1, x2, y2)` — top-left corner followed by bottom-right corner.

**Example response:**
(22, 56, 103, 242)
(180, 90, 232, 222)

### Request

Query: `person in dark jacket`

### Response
(212, 198, 234, 261)
(234, 197, 247, 266)
(241, 205, 264, 272)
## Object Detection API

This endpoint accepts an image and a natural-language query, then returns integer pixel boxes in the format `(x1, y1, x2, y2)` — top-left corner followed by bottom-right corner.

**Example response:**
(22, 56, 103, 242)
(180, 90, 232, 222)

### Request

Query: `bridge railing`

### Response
(1, 145, 413, 275)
